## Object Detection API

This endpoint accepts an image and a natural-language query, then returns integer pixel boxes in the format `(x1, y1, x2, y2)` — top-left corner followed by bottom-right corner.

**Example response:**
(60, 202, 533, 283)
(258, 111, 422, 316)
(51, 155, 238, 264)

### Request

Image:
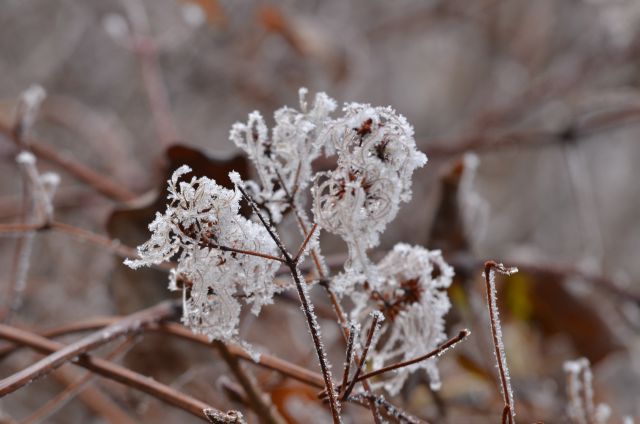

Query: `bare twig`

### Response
(293, 222, 317, 263)
(121, 0, 179, 148)
(342, 313, 382, 400)
(209, 243, 286, 264)
(0, 120, 136, 202)
(484, 261, 518, 424)
(0, 220, 171, 271)
(232, 182, 341, 423)
(0, 324, 235, 421)
(0, 301, 179, 396)
(349, 392, 426, 424)
(213, 341, 286, 424)
(20, 337, 138, 424)
(340, 323, 357, 393)
(353, 329, 470, 384)
(0, 319, 326, 389)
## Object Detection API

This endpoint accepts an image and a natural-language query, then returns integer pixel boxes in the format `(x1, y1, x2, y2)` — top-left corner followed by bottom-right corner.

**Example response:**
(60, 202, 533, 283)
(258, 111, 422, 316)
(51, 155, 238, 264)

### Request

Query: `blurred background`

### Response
(1, 0, 639, 422)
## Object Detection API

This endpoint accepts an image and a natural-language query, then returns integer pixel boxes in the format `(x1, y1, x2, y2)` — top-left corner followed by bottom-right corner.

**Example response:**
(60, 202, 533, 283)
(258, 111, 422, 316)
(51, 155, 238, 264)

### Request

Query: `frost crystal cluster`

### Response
(125, 166, 282, 341)
(127, 89, 454, 395)
(351, 244, 454, 394)
(230, 89, 336, 224)
(313, 103, 427, 277)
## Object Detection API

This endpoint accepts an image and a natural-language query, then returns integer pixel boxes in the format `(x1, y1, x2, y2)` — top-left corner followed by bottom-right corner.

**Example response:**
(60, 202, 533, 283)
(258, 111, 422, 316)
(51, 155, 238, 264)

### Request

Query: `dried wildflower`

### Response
(350, 244, 454, 394)
(312, 103, 427, 280)
(125, 165, 283, 342)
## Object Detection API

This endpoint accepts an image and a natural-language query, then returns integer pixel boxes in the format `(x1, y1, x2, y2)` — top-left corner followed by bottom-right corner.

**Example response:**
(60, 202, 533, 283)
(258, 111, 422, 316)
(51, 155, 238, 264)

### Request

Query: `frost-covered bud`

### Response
(350, 244, 454, 394)
(14, 85, 46, 140)
(126, 166, 283, 342)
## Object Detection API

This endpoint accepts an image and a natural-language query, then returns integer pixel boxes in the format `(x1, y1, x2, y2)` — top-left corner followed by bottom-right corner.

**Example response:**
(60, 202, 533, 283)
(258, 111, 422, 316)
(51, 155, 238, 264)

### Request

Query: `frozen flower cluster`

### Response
(230, 88, 336, 224)
(350, 244, 454, 394)
(128, 90, 454, 394)
(125, 165, 282, 342)
(312, 104, 427, 277)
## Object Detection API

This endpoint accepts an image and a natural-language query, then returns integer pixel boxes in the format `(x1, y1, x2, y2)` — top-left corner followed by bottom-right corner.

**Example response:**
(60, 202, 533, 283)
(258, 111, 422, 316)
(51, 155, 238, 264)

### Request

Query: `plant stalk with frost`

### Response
(564, 358, 611, 424)
(484, 261, 519, 424)
(128, 88, 453, 422)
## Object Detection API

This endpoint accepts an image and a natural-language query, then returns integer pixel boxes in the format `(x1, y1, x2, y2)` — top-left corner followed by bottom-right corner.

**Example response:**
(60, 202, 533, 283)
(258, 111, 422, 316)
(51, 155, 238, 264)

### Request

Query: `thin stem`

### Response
(214, 341, 286, 424)
(211, 243, 286, 264)
(355, 329, 470, 383)
(349, 392, 427, 424)
(0, 319, 327, 389)
(293, 222, 317, 263)
(20, 337, 137, 424)
(235, 183, 341, 423)
(0, 324, 236, 422)
(285, 199, 379, 420)
(342, 313, 381, 400)
(0, 301, 178, 396)
(0, 119, 136, 202)
(484, 261, 518, 424)
(340, 323, 357, 392)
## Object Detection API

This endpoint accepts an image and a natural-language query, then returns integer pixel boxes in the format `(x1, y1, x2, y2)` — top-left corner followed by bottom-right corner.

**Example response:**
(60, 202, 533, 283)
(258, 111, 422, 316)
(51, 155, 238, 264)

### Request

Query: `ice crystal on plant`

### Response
(230, 89, 336, 223)
(350, 244, 454, 394)
(125, 166, 283, 342)
(312, 103, 427, 280)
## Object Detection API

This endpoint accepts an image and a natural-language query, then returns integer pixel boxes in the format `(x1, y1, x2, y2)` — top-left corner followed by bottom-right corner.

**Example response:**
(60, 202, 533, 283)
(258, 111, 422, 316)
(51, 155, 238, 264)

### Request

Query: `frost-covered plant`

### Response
(125, 165, 283, 342)
(564, 358, 611, 424)
(312, 103, 427, 282)
(230, 88, 336, 224)
(350, 244, 454, 394)
(127, 89, 453, 407)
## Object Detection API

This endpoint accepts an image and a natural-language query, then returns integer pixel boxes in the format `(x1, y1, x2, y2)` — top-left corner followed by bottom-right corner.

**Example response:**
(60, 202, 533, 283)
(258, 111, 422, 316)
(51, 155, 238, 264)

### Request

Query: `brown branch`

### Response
(484, 261, 517, 424)
(293, 222, 317, 263)
(210, 243, 286, 264)
(349, 392, 427, 424)
(342, 313, 381, 400)
(213, 341, 286, 424)
(340, 323, 357, 393)
(0, 324, 237, 422)
(235, 182, 341, 423)
(0, 301, 179, 396)
(0, 318, 326, 389)
(20, 337, 138, 424)
(355, 329, 470, 384)
(0, 120, 136, 202)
